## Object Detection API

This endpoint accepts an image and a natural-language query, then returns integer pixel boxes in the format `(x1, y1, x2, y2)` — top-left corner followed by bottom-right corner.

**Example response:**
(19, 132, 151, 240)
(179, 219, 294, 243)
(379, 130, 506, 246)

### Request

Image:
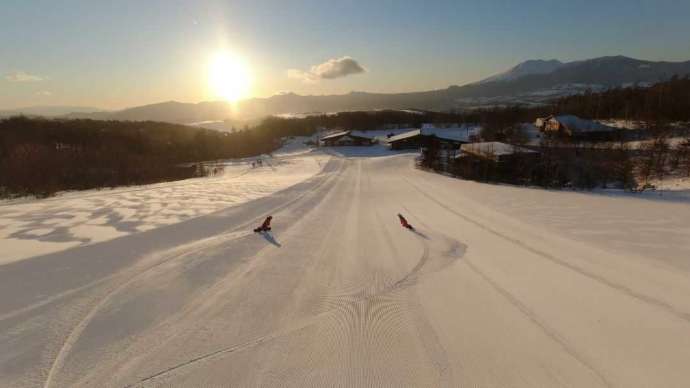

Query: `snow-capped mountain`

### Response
(448, 55, 690, 107)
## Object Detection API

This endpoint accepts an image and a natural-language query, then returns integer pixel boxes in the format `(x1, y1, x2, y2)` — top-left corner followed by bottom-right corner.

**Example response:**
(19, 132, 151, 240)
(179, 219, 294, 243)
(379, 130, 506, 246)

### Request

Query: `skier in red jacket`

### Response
(398, 213, 414, 230)
(254, 216, 273, 233)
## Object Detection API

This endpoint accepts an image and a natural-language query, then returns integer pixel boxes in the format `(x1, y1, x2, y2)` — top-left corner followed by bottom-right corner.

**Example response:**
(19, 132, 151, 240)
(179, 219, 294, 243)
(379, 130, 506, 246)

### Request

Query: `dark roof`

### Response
(320, 130, 374, 143)
(387, 128, 471, 144)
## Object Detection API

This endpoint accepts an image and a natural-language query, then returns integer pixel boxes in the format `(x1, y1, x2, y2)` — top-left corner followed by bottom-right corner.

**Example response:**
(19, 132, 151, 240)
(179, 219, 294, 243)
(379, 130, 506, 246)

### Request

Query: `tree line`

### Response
(421, 132, 690, 191)
(419, 76, 690, 190)
(550, 76, 690, 122)
(0, 116, 282, 197)
(462, 76, 690, 142)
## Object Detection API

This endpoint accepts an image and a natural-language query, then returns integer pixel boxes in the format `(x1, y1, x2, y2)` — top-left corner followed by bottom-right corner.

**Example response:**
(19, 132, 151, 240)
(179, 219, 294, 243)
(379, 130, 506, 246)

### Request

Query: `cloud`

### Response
(5, 71, 44, 82)
(36, 90, 52, 96)
(288, 56, 366, 82)
(312, 57, 366, 79)
(287, 69, 315, 83)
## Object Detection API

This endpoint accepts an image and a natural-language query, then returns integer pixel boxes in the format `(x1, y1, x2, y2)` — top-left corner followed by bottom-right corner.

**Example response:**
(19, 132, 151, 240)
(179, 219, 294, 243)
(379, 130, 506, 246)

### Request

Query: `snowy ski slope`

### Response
(1, 148, 689, 387)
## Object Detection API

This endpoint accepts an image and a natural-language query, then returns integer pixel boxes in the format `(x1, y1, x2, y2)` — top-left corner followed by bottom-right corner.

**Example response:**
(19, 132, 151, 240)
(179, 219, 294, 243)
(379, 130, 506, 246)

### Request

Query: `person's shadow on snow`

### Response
(260, 231, 282, 247)
(410, 229, 430, 240)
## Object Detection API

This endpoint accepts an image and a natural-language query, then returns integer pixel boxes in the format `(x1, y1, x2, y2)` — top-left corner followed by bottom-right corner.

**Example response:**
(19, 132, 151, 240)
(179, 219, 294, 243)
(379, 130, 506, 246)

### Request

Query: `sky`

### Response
(1, 0, 690, 110)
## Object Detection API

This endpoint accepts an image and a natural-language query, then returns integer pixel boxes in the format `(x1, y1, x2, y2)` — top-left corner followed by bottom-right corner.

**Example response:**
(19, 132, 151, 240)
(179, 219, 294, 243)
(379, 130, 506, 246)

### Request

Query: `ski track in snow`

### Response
(38, 157, 345, 388)
(403, 177, 690, 324)
(1, 149, 690, 387)
(128, 226, 461, 387)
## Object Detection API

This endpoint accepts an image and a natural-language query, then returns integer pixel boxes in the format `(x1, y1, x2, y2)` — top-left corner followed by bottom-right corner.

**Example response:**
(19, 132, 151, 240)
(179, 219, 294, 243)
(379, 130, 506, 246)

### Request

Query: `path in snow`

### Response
(1, 151, 689, 387)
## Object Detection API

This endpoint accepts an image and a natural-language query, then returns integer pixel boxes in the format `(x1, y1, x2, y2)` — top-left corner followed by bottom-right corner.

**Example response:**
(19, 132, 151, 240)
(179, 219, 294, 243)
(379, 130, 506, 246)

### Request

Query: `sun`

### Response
(208, 51, 252, 103)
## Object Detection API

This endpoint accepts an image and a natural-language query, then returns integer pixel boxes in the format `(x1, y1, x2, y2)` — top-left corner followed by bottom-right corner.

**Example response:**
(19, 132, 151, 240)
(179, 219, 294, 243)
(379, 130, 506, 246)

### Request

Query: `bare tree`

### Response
(636, 120, 672, 190)
(673, 138, 690, 177)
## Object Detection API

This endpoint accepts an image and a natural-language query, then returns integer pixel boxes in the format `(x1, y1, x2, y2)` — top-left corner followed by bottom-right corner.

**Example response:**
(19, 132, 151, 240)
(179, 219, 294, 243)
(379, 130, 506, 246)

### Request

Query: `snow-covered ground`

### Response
(272, 135, 319, 157)
(597, 119, 644, 130)
(1, 147, 690, 387)
(0, 152, 328, 265)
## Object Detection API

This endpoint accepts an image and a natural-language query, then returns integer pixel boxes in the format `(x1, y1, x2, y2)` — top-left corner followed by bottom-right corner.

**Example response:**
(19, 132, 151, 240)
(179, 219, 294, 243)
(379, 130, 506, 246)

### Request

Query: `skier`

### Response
(398, 213, 414, 230)
(254, 216, 273, 233)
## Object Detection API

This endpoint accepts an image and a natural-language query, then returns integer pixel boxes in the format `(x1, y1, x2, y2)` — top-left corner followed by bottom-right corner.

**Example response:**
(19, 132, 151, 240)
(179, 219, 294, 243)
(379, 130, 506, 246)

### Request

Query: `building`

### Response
(380, 123, 413, 130)
(387, 124, 478, 150)
(535, 115, 618, 140)
(454, 142, 541, 183)
(534, 116, 553, 129)
(387, 129, 425, 150)
(320, 131, 375, 147)
(458, 142, 539, 163)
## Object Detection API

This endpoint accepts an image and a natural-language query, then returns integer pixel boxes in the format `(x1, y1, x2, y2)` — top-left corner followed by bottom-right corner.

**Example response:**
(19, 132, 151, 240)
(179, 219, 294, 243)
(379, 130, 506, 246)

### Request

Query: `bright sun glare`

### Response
(208, 51, 252, 103)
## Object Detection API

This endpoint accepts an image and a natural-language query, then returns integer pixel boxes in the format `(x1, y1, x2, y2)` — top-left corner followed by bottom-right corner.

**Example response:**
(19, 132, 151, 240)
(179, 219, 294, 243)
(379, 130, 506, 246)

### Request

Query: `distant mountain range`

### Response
(5, 56, 690, 125)
(0, 105, 105, 118)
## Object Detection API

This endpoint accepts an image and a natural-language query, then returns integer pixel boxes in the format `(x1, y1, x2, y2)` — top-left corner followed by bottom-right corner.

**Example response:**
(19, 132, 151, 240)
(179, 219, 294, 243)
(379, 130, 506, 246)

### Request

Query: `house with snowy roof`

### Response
(535, 115, 618, 140)
(320, 131, 375, 147)
(387, 124, 479, 150)
(458, 142, 539, 163)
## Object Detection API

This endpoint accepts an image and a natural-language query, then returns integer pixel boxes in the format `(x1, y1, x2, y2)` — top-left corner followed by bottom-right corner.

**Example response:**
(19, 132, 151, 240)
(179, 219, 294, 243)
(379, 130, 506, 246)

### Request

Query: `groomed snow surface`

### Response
(1, 144, 690, 387)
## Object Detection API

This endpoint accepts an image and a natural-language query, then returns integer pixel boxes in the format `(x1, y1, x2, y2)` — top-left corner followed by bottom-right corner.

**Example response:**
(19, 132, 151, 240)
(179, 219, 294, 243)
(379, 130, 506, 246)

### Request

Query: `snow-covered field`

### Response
(1, 146, 690, 387)
(0, 152, 327, 265)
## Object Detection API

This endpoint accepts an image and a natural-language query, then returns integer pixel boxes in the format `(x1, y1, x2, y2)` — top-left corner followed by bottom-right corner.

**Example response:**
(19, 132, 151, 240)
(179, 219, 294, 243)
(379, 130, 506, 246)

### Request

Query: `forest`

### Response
(0, 117, 281, 197)
(0, 110, 473, 197)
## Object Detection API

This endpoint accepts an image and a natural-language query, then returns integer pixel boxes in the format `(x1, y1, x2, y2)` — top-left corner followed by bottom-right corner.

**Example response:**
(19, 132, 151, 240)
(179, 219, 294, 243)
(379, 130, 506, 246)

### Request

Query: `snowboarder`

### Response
(254, 216, 273, 233)
(398, 213, 414, 230)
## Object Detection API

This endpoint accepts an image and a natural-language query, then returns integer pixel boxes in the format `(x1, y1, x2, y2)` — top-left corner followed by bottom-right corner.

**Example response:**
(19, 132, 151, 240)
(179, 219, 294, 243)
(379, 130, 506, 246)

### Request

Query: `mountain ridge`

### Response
(479, 59, 565, 84)
(8, 56, 690, 124)
(0, 105, 106, 118)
